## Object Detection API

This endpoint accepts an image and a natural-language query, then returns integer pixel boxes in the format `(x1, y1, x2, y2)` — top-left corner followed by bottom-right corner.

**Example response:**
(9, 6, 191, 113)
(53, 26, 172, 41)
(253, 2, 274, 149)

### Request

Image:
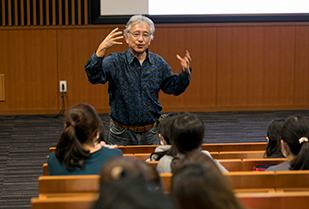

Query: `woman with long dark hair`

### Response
(48, 103, 122, 175)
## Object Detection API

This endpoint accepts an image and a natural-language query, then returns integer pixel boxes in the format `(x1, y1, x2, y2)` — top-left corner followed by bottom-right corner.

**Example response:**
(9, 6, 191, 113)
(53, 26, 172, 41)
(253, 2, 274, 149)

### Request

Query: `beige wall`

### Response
(0, 22, 309, 115)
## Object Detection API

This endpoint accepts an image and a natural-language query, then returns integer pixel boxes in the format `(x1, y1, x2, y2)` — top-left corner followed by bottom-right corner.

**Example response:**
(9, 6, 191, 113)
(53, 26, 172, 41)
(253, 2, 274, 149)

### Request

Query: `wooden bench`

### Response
(241, 158, 287, 171)
(160, 173, 173, 193)
(275, 170, 309, 192)
(237, 192, 309, 209)
(202, 142, 267, 152)
(34, 170, 309, 209)
(218, 158, 288, 171)
(130, 150, 265, 161)
(31, 195, 98, 209)
(225, 171, 276, 193)
(211, 150, 265, 159)
(43, 163, 48, 176)
(37, 171, 309, 198)
(160, 171, 277, 193)
(35, 168, 309, 209)
(43, 157, 287, 176)
(48, 142, 267, 154)
(133, 152, 220, 161)
(38, 175, 100, 198)
(32, 191, 309, 209)
(49, 146, 126, 154)
(130, 158, 286, 171)
(162, 171, 309, 193)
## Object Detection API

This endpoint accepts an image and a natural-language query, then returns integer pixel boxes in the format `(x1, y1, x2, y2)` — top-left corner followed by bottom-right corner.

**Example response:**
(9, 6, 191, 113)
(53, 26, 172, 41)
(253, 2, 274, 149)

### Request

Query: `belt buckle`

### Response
(135, 125, 144, 133)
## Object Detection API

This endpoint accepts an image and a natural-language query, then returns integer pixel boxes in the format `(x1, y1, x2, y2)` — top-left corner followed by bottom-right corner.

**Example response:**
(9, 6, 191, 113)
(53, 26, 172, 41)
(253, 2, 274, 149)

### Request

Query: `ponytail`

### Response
(290, 137, 309, 170)
(56, 124, 90, 171)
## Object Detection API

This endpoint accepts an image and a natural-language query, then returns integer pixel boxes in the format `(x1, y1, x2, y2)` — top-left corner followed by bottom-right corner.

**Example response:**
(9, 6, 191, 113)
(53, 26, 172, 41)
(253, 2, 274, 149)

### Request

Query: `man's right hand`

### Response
(95, 28, 123, 57)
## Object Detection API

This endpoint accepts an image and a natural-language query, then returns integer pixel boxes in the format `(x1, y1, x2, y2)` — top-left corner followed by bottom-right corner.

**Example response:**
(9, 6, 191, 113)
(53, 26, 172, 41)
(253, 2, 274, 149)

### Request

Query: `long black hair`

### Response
(264, 118, 285, 158)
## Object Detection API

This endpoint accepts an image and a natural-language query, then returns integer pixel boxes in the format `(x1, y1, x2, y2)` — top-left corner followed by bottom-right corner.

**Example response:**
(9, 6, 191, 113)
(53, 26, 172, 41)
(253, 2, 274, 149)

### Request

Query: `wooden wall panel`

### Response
(0, 29, 58, 114)
(56, 27, 128, 112)
(151, 26, 217, 111)
(295, 26, 309, 105)
(0, 23, 309, 115)
(217, 26, 295, 107)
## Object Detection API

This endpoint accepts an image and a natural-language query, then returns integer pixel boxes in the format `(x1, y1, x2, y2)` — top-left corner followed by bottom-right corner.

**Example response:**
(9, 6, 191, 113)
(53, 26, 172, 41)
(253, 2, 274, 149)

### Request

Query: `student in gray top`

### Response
(266, 115, 309, 171)
(156, 112, 228, 174)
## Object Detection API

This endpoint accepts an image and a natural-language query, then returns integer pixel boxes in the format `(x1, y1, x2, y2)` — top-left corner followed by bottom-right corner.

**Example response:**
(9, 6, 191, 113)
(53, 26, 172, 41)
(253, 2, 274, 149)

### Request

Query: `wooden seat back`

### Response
(225, 171, 276, 193)
(217, 159, 243, 171)
(43, 163, 49, 176)
(275, 170, 309, 192)
(218, 158, 287, 171)
(237, 192, 309, 209)
(160, 173, 173, 193)
(211, 150, 265, 159)
(121, 145, 158, 154)
(48, 142, 267, 155)
(38, 175, 100, 198)
(161, 171, 277, 193)
(32, 191, 309, 209)
(31, 195, 98, 209)
(241, 158, 287, 171)
(133, 153, 151, 161)
(202, 142, 267, 152)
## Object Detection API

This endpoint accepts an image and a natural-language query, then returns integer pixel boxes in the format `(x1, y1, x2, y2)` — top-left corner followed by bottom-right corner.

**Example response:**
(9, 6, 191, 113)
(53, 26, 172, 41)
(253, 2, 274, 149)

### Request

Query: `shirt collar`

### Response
(126, 48, 153, 64)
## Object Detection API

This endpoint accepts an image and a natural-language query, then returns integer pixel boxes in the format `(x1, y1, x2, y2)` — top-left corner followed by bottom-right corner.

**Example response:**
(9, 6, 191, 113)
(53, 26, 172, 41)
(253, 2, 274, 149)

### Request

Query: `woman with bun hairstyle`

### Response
(266, 115, 309, 171)
(48, 103, 122, 175)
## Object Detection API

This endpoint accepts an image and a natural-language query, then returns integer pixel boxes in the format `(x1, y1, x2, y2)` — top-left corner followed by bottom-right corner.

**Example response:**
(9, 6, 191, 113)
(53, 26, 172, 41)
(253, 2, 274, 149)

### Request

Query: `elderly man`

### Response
(85, 15, 192, 146)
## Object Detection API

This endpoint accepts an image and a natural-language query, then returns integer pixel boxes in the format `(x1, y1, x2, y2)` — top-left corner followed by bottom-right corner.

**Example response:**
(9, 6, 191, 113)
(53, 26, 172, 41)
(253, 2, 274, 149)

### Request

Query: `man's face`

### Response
(125, 22, 152, 56)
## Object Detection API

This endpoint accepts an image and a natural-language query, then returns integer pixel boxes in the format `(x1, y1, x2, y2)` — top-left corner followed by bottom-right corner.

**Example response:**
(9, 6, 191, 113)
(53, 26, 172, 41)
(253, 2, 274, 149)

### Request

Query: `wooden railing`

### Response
(1, 0, 88, 26)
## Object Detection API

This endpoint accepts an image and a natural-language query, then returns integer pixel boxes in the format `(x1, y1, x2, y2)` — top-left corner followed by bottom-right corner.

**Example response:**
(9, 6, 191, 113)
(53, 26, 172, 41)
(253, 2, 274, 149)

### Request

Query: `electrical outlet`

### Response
(59, 81, 67, 93)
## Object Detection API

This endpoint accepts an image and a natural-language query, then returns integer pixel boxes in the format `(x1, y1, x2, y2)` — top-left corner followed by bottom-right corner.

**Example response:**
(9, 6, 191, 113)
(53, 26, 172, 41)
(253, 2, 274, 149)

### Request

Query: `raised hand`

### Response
(176, 50, 191, 74)
(96, 28, 123, 57)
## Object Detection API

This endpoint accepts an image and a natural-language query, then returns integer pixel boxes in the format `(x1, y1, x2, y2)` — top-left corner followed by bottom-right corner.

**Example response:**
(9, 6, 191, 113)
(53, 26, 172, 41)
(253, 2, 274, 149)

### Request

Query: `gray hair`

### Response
(124, 15, 155, 40)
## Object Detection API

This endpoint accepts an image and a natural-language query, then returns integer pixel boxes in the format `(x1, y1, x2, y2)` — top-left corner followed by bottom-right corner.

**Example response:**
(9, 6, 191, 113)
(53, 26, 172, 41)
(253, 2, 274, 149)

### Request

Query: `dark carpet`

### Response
(0, 110, 308, 208)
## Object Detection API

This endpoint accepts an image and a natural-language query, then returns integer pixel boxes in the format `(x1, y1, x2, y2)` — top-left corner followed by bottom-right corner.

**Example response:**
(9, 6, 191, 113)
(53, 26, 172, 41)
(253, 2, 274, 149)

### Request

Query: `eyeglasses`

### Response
(129, 31, 150, 40)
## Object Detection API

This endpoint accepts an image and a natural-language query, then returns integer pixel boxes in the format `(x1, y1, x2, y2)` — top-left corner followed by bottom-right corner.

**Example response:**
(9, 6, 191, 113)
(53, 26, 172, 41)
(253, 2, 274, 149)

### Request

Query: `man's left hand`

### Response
(176, 50, 191, 74)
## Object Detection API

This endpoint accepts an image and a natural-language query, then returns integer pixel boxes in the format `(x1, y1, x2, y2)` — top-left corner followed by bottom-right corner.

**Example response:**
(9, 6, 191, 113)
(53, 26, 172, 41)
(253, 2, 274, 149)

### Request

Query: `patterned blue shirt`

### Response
(85, 48, 191, 125)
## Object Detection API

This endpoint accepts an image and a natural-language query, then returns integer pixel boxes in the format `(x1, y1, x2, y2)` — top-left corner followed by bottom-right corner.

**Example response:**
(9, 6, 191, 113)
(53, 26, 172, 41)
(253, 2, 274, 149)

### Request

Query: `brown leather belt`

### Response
(111, 119, 156, 133)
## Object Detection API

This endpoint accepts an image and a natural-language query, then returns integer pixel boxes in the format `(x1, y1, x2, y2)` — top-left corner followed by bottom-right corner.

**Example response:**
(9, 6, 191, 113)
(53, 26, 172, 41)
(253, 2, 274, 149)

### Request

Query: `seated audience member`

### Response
(148, 113, 179, 161)
(264, 118, 285, 158)
(92, 177, 177, 209)
(254, 118, 285, 171)
(171, 152, 245, 209)
(99, 156, 162, 190)
(266, 115, 309, 171)
(157, 112, 228, 173)
(48, 103, 122, 175)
